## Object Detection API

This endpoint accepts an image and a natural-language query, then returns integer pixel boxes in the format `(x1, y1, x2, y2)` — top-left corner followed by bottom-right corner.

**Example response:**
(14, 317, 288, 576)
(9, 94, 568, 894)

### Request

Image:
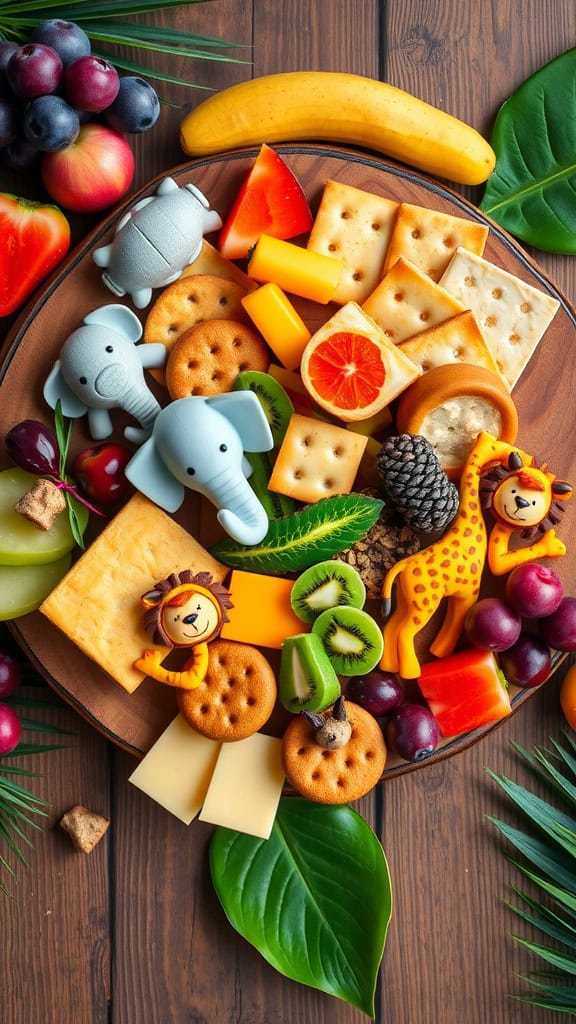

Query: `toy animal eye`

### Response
(79, 376, 87, 385)
(219, 444, 228, 452)
(105, 345, 114, 353)
(187, 466, 195, 476)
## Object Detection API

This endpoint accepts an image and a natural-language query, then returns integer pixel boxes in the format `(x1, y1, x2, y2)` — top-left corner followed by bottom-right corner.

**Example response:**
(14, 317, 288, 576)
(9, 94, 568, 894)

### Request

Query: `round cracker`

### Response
(282, 701, 386, 803)
(143, 274, 250, 384)
(177, 639, 277, 741)
(166, 318, 270, 399)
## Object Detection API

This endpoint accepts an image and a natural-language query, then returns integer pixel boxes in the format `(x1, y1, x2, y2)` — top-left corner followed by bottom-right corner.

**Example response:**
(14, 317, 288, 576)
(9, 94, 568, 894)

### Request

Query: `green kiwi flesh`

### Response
(234, 370, 294, 447)
(278, 632, 341, 712)
(312, 607, 383, 677)
(290, 559, 366, 624)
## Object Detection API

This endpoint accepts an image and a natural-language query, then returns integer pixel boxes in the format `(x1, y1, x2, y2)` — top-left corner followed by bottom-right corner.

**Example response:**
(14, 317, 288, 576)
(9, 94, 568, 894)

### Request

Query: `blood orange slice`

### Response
(300, 302, 421, 422)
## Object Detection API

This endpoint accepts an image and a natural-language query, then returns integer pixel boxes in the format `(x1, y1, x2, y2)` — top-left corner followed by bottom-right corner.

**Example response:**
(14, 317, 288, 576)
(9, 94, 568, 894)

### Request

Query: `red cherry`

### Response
(73, 443, 132, 504)
(0, 703, 22, 755)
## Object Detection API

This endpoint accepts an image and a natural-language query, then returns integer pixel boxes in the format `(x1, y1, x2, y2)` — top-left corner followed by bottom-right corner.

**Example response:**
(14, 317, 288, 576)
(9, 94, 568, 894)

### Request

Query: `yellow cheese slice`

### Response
(199, 732, 285, 839)
(39, 493, 227, 693)
(220, 569, 307, 649)
(129, 714, 221, 824)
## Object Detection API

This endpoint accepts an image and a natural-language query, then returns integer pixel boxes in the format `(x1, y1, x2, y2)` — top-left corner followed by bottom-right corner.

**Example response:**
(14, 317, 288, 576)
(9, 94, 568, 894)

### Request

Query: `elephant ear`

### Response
(43, 362, 88, 418)
(124, 437, 186, 513)
(83, 304, 143, 343)
(206, 392, 273, 452)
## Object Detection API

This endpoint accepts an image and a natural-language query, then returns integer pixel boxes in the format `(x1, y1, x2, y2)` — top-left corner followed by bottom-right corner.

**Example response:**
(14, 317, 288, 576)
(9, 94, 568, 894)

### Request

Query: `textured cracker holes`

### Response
(228, 714, 238, 725)
(294, 469, 304, 480)
(443, 235, 454, 248)
(492, 288, 503, 300)
(209, 345, 220, 355)
(520, 301, 532, 314)
(227, 677, 235, 687)
(328, 243, 338, 253)
(297, 747, 308, 756)
(411, 228, 421, 239)
(211, 372, 221, 381)
(200, 705, 210, 715)
(352, 271, 363, 282)
(323, 478, 334, 490)
(246, 696, 256, 707)
(421, 361, 431, 371)
(300, 435, 312, 447)
(464, 275, 476, 287)
(453, 348, 462, 358)
(344, 758, 354, 768)
(384, 329, 394, 339)
(336, 777, 346, 788)
(187, 360, 198, 369)
(509, 332, 521, 345)
(232, 337, 242, 347)
(333, 446, 345, 458)
(244, 666, 253, 676)
(221, 693, 228, 704)
(311, 770, 321, 780)
(485, 315, 497, 328)
(340, 210, 351, 220)
(238, 362, 249, 372)
(189, 387, 202, 395)
(168, 324, 179, 333)
(394, 291, 404, 302)
(371, 222, 381, 231)
(419, 310, 430, 322)
(321, 749, 333, 760)
(219, 296, 228, 306)
(186, 293, 198, 303)
(365, 749, 375, 760)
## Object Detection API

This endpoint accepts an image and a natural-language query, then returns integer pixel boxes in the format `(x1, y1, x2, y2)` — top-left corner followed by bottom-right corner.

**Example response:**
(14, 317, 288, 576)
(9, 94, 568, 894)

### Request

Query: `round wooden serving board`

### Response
(1, 144, 575, 779)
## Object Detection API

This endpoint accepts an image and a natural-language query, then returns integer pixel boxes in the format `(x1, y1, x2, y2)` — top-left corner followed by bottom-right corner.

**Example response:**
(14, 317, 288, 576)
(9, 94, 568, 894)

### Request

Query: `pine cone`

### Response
(376, 434, 459, 534)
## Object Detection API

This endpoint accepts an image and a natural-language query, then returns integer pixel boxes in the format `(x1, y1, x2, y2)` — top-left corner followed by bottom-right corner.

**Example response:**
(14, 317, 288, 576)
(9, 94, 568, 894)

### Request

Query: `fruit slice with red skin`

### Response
(0, 193, 70, 315)
(417, 648, 512, 738)
(218, 144, 313, 260)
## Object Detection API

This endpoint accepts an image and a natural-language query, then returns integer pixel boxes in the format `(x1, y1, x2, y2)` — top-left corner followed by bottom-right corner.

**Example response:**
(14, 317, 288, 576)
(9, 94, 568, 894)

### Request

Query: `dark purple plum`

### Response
(0, 97, 18, 146)
(505, 562, 564, 619)
(384, 704, 439, 762)
(7, 44, 63, 99)
(64, 55, 119, 112)
(5, 419, 60, 476)
(31, 20, 91, 66)
(465, 597, 522, 652)
(0, 42, 18, 97)
(539, 597, 576, 652)
(498, 634, 551, 688)
(0, 651, 21, 699)
(103, 76, 160, 133)
(345, 669, 404, 718)
(22, 94, 79, 151)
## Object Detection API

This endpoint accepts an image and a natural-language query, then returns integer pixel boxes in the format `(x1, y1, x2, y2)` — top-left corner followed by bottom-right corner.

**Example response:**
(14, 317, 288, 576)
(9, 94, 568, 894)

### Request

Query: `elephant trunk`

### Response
(208, 468, 269, 546)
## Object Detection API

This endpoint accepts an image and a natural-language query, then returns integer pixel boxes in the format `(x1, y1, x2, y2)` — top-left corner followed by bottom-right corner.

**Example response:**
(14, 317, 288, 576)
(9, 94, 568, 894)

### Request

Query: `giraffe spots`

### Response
(429, 568, 438, 576)
(431, 580, 439, 589)
(413, 567, 423, 576)
(468, 546, 477, 555)
(414, 584, 426, 593)
(440, 560, 450, 568)
(463, 527, 473, 537)
(441, 547, 450, 555)
(470, 515, 478, 524)
(469, 502, 478, 510)
(457, 565, 465, 574)
(413, 615, 422, 626)
(470, 563, 479, 575)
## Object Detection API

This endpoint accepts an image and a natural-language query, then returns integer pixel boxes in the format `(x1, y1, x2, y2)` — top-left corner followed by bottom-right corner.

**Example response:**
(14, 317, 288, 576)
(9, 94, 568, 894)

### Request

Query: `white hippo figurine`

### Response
(93, 177, 222, 309)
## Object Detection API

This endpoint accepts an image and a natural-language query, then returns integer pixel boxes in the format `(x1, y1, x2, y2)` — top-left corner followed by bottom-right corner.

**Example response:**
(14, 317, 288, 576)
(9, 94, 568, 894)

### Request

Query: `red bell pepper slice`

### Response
(0, 194, 70, 317)
(218, 144, 313, 260)
(417, 648, 512, 738)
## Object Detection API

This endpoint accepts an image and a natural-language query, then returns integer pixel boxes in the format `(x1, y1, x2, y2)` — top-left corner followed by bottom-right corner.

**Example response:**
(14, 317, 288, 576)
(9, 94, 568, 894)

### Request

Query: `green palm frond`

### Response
(489, 735, 576, 1013)
(0, 1, 249, 93)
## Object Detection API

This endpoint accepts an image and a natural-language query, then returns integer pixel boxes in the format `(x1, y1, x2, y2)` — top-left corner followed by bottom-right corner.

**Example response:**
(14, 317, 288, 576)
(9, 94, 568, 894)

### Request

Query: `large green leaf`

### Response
(480, 48, 576, 253)
(210, 493, 384, 573)
(210, 797, 392, 1018)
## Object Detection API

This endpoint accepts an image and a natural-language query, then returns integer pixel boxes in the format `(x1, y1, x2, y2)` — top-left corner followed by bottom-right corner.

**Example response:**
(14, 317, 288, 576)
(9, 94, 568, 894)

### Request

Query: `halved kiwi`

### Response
(290, 559, 366, 624)
(234, 370, 294, 447)
(278, 632, 341, 712)
(312, 606, 383, 677)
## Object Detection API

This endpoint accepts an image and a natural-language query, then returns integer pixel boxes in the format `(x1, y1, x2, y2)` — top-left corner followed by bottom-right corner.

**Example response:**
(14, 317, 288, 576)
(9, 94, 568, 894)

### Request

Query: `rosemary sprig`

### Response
(488, 734, 576, 1013)
(53, 400, 90, 549)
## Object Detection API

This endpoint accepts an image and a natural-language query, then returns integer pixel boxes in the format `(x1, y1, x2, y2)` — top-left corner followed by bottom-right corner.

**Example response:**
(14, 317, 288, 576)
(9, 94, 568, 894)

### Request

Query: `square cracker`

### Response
(398, 310, 503, 379)
(362, 256, 465, 344)
(39, 494, 227, 694)
(439, 247, 560, 389)
(268, 413, 368, 504)
(306, 180, 399, 304)
(382, 203, 489, 282)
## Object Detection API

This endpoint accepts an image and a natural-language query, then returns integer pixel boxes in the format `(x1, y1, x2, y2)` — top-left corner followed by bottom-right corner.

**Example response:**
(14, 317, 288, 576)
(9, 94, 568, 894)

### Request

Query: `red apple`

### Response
(73, 442, 132, 504)
(41, 123, 134, 212)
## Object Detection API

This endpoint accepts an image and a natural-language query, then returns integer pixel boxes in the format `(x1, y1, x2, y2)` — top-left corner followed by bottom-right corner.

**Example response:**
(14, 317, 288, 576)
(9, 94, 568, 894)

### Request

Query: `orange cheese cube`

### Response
(241, 283, 311, 370)
(220, 570, 307, 649)
(247, 234, 344, 304)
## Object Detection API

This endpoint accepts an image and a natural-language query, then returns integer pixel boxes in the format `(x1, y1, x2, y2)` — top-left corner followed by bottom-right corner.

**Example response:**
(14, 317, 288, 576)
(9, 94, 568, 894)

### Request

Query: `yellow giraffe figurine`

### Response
(380, 431, 571, 680)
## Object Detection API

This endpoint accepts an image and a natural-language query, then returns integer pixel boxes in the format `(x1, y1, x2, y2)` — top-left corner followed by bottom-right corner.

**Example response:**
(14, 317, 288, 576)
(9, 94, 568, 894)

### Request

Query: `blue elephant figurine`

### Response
(124, 393, 274, 546)
(92, 177, 223, 309)
(43, 304, 166, 443)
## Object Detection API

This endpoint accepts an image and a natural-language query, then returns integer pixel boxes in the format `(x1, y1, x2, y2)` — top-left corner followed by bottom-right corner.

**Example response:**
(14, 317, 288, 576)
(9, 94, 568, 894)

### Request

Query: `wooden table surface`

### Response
(2, 2, 576, 1022)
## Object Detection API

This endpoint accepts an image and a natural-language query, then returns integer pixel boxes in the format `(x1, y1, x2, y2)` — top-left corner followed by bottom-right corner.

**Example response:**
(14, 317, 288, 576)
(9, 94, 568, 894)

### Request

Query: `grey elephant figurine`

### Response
(43, 304, 166, 443)
(92, 177, 223, 309)
(124, 393, 274, 546)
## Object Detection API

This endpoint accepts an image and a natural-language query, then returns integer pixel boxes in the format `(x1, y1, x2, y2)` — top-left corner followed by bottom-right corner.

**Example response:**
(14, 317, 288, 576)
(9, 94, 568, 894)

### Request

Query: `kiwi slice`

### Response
(278, 632, 341, 712)
(312, 607, 384, 677)
(290, 559, 366, 624)
(234, 370, 294, 447)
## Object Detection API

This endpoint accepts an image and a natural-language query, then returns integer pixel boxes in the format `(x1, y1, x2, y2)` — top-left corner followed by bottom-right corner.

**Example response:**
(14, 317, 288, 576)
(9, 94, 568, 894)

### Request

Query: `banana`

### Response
(180, 72, 495, 186)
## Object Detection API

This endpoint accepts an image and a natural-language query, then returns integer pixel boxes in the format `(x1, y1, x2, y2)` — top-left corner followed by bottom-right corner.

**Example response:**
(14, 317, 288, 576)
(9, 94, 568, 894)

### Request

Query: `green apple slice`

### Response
(0, 468, 80, 565)
(0, 554, 71, 620)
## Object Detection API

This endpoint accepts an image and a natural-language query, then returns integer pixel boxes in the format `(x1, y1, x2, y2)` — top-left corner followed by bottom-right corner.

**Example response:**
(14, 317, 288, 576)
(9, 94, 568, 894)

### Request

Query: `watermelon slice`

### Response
(218, 144, 313, 260)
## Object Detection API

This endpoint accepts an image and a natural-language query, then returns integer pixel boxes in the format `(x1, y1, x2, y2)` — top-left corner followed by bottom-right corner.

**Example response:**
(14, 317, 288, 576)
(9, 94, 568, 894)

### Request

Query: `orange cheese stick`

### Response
(247, 234, 344, 304)
(241, 282, 311, 369)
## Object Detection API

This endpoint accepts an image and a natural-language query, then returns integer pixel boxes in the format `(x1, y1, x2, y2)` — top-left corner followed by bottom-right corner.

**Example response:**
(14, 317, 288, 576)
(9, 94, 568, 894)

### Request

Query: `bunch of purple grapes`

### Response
(345, 670, 440, 763)
(0, 19, 160, 170)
